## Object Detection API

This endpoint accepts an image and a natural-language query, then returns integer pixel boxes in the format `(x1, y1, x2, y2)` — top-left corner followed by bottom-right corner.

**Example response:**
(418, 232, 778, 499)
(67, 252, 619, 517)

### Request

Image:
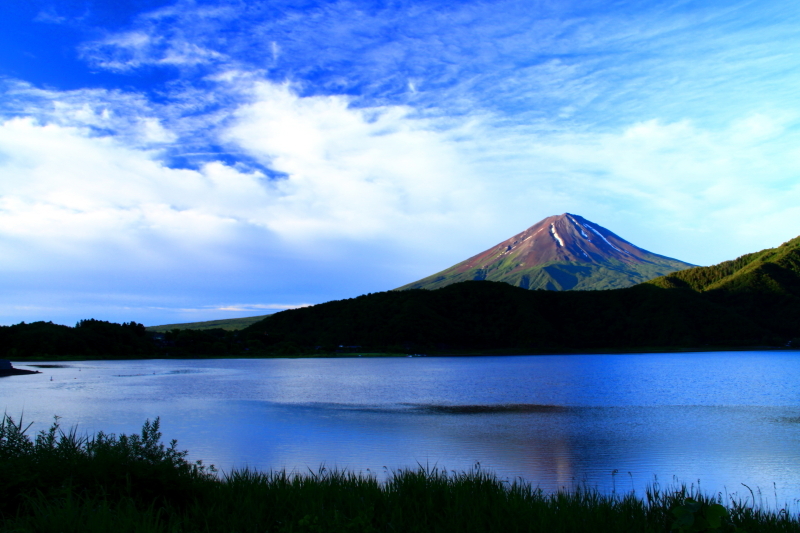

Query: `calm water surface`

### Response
(4, 352, 800, 504)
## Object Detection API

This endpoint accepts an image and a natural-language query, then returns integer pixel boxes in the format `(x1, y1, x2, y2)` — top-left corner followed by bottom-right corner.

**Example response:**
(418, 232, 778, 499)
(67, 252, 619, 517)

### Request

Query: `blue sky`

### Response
(2, 0, 800, 326)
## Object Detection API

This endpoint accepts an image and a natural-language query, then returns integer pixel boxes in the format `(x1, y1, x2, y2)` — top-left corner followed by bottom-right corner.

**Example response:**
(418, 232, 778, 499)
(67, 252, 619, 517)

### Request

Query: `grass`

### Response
(1, 415, 799, 532)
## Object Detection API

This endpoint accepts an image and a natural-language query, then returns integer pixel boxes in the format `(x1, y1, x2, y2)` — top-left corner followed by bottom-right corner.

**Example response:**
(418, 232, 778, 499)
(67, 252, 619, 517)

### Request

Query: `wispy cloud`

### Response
(75, 0, 800, 127)
(34, 8, 68, 25)
(0, 78, 490, 282)
(83, 30, 226, 71)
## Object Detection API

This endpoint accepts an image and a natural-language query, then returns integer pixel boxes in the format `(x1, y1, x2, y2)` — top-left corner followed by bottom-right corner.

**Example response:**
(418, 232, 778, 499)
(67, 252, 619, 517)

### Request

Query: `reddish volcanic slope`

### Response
(398, 213, 694, 291)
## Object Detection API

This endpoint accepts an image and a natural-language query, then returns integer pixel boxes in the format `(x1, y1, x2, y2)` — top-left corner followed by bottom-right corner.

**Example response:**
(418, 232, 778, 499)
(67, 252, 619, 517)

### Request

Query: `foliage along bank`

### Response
(2, 415, 799, 533)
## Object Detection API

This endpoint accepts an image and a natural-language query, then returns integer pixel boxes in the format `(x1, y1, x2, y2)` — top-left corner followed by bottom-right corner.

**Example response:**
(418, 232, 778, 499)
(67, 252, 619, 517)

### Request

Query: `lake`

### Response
(4, 352, 800, 506)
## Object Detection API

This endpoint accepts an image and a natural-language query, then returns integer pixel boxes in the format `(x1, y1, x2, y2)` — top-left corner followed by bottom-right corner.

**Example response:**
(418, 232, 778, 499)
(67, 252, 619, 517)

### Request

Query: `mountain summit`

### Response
(398, 213, 694, 291)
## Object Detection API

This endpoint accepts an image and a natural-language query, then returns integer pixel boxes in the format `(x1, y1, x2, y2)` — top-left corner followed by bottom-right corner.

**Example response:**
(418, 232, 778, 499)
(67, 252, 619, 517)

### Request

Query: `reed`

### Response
(2, 415, 799, 532)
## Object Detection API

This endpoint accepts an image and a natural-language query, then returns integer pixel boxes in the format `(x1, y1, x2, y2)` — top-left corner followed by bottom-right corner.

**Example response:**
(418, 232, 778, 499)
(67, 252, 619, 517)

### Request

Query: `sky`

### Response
(1, 0, 800, 327)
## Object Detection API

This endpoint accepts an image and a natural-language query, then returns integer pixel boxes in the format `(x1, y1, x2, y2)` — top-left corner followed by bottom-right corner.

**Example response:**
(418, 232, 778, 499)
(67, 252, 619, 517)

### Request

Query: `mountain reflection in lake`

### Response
(4, 352, 800, 504)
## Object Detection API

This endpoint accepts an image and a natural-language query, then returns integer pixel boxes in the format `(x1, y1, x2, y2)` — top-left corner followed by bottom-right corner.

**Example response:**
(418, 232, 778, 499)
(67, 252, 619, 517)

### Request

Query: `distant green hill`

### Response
(147, 315, 271, 332)
(648, 235, 800, 337)
(649, 235, 800, 292)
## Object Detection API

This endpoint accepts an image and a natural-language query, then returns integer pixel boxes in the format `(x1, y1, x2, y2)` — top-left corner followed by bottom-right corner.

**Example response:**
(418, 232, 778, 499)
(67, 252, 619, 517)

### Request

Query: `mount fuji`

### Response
(398, 213, 694, 291)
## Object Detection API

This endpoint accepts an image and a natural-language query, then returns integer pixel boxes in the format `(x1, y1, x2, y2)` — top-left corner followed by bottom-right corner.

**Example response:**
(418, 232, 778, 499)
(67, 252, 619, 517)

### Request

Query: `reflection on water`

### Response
(3, 352, 800, 503)
(408, 403, 569, 414)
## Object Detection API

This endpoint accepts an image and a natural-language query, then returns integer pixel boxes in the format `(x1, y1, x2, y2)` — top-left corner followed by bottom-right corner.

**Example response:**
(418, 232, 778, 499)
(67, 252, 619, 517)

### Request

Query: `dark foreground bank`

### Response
(0, 368, 40, 377)
(1, 416, 798, 533)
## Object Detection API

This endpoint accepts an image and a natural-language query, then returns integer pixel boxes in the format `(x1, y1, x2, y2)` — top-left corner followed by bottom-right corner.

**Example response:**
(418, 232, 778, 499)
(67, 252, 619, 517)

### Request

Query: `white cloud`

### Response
(3, 77, 799, 282)
(0, 81, 491, 279)
(0, 117, 243, 269)
(1, 80, 178, 150)
(222, 81, 482, 241)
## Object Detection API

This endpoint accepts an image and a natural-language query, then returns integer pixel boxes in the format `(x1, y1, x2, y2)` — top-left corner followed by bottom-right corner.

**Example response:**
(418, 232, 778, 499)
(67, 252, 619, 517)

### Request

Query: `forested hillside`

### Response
(649, 235, 800, 292)
(241, 280, 777, 353)
(648, 236, 800, 336)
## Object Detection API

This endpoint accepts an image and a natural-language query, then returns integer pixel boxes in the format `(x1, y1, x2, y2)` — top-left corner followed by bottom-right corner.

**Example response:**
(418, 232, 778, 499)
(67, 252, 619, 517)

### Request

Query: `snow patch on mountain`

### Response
(568, 215, 590, 239)
(583, 223, 629, 255)
(550, 224, 564, 247)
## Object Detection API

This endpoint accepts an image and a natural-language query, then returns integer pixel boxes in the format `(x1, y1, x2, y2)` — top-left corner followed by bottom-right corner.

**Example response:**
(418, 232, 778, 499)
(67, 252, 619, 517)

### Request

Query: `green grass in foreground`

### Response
(1, 416, 799, 533)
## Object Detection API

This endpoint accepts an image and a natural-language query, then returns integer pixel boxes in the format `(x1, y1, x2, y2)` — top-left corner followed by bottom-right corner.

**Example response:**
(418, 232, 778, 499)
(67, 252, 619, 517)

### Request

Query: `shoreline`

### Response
(8, 345, 798, 363)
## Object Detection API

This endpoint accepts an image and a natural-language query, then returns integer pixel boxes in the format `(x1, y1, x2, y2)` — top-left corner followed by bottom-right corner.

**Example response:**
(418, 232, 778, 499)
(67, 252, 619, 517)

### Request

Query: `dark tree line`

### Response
(2, 278, 798, 359)
(0, 319, 154, 359)
(241, 280, 790, 354)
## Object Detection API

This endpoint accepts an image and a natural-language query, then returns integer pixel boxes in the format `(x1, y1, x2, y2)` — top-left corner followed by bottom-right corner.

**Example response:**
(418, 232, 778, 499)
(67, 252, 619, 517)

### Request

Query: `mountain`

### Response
(239, 236, 800, 354)
(397, 213, 694, 291)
